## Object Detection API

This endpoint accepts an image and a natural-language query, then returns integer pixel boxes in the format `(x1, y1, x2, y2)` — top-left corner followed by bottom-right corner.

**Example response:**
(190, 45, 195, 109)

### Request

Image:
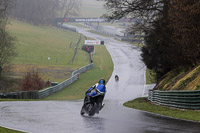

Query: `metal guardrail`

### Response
(39, 63, 93, 99)
(72, 63, 93, 76)
(39, 74, 79, 98)
(148, 90, 200, 110)
(0, 91, 39, 99)
(56, 23, 77, 32)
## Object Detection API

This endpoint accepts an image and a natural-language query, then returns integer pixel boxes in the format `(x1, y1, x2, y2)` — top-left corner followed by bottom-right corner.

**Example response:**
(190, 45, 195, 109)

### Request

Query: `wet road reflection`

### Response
(1, 100, 200, 133)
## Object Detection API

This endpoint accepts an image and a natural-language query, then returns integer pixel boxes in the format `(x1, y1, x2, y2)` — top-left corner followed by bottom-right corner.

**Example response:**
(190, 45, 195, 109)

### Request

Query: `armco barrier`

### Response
(148, 90, 200, 110)
(39, 63, 93, 98)
(72, 63, 93, 76)
(39, 73, 79, 98)
(0, 91, 39, 99)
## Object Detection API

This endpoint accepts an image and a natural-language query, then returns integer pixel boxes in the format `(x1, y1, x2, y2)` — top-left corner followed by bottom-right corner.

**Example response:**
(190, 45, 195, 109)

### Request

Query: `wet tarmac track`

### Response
(1, 100, 200, 133)
(1, 26, 200, 133)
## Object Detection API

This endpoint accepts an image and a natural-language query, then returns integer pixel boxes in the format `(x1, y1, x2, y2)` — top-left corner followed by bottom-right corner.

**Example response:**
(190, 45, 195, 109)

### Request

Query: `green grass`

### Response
(146, 69, 156, 84)
(126, 42, 144, 48)
(0, 126, 24, 133)
(124, 97, 200, 122)
(8, 20, 90, 68)
(115, 38, 144, 48)
(154, 66, 200, 91)
(0, 99, 41, 102)
(44, 45, 113, 100)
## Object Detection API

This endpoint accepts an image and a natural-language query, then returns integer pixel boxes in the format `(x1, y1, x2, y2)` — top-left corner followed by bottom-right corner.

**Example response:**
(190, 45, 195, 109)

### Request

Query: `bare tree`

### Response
(9, 0, 80, 25)
(0, 0, 16, 92)
(59, 0, 81, 24)
(103, 0, 165, 31)
(9, 0, 61, 25)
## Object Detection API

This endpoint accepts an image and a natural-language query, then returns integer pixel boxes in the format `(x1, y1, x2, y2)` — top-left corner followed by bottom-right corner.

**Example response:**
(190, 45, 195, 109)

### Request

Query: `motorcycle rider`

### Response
(115, 75, 119, 82)
(85, 79, 106, 113)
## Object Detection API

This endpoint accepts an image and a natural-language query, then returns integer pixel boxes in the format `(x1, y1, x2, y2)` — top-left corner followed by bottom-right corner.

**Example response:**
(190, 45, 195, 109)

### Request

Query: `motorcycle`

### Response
(80, 92, 104, 116)
(115, 75, 119, 82)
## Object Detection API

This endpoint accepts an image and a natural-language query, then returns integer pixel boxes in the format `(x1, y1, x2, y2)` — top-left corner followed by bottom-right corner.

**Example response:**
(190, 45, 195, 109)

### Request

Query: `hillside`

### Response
(154, 66, 200, 91)
(7, 20, 90, 82)
(5, 20, 113, 94)
(8, 20, 90, 67)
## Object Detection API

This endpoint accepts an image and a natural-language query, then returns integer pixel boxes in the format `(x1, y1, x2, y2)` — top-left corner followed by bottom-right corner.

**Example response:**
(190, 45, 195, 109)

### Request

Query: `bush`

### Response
(21, 70, 45, 91)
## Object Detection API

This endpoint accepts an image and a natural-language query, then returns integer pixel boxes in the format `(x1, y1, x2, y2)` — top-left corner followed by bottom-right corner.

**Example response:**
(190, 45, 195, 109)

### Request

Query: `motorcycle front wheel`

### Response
(80, 102, 95, 116)
(86, 103, 96, 116)
(80, 107, 85, 115)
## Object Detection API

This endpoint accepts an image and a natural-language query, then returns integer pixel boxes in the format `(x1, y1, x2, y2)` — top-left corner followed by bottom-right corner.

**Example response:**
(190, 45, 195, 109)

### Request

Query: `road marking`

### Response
(142, 67, 147, 97)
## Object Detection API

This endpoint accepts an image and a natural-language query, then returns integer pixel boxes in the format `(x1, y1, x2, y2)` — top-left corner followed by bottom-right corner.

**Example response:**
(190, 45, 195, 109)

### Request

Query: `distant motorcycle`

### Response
(80, 91, 104, 116)
(115, 75, 119, 82)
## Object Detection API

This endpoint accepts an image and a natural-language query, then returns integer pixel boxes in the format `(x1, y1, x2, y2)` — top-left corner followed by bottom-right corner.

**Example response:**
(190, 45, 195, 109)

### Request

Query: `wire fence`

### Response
(71, 35, 82, 64)
(14, 56, 68, 65)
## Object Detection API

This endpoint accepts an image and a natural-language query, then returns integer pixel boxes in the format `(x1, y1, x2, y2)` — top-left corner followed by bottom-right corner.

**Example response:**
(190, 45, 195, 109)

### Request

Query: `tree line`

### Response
(103, 0, 200, 80)
(9, 0, 80, 25)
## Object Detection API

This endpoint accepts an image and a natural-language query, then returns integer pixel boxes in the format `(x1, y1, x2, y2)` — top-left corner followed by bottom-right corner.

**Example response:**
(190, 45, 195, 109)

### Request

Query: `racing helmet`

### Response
(99, 79, 105, 85)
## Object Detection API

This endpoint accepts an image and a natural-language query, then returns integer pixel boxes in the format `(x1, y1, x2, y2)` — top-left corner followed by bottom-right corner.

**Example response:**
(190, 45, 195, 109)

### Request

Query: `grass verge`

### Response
(146, 69, 156, 84)
(124, 97, 200, 122)
(154, 66, 200, 91)
(0, 99, 41, 102)
(43, 45, 113, 100)
(0, 126, 24, 133)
